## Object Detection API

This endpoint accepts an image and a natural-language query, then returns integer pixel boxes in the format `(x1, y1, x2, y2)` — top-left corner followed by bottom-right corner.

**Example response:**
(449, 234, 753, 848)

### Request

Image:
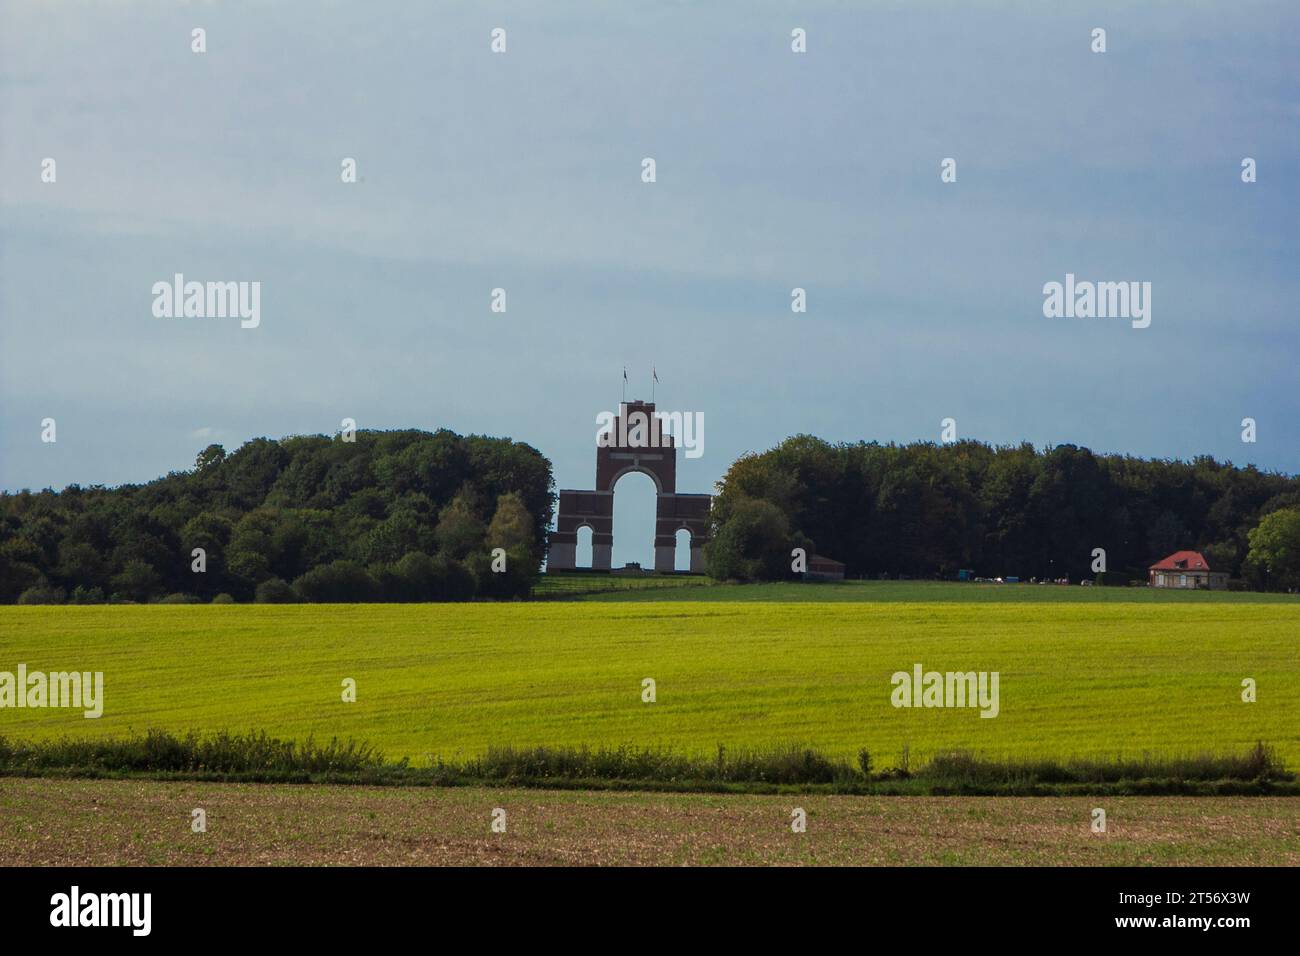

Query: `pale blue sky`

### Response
(2, 1, 1297, 567)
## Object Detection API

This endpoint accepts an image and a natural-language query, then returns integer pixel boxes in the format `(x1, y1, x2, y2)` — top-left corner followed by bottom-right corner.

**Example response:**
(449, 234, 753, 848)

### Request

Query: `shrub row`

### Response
(0, 733, 1290, 794)
(15, 548, 537, 605)
(0, 729, 385, 775)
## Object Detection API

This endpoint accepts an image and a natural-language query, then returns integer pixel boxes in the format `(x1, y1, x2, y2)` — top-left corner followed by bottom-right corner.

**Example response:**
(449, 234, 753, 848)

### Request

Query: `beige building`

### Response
(1148, 551, 1229, 590)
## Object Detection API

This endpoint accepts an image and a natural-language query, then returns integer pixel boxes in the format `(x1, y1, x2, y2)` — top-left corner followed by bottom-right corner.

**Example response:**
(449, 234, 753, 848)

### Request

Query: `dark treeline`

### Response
(707, 437, 1300, 585)
(0, 429, 554, 604)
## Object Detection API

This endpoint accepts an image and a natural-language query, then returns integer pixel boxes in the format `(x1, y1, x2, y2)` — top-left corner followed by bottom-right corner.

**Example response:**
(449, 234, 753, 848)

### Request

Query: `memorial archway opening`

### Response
(611, 471, 657, 569)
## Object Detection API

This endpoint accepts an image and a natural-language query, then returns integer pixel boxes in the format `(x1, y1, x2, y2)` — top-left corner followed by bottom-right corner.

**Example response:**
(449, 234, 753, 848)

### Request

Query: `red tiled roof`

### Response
(1149, 550, 1210, 571)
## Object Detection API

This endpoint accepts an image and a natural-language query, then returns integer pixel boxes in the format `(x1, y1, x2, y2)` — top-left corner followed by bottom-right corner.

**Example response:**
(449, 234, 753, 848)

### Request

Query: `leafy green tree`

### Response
(1201, 539, 1241, 578)
(195, 444, 227, 471)
(1245, 508, 1300, 591)
(226, 549, 271, 591)
(254, 577, 298, 603)
(110, 559, 164, 602)
(386, 551, 440, 602)
(181, 512, 233, 594)
(56, 541, 109, 590)
(434, 489, 486, 559)
(705, 497, 792, 582)
(361, 509, 427, 565)
(69, 585, 106, 605)
(1147, 509, 1190, 563)
(291, 560, 380, 602)
(2, 535, 46, 569)
(487, 491, 535, 553)
(182, 512, 233, 555)
(0, 553, 43, 602)
(18, 583, 66, 605)
(431, 554, 478, 601)
(227, 508, 295, 588)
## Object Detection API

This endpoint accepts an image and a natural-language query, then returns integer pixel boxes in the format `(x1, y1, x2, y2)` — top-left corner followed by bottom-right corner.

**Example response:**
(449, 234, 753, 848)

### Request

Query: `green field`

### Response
(573, 579, 1300, 603)
(1, 583, 1298, 768)
(532, 571, 716, 598)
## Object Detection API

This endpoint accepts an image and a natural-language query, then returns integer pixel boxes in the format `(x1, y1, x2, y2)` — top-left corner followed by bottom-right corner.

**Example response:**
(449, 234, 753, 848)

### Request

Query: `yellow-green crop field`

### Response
(2, 593, 1298, 767)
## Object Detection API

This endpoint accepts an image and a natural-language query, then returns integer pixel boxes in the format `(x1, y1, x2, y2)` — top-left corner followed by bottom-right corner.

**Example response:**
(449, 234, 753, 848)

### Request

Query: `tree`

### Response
(181, 512, 234, 594)
(225, 548, 271, 596)
(255, 577, 298, 603)
(0, 553, 43, 602)
(361, 509, 426, 565)
(195, 444, 227, 471)
(705, 497, 793, 582)
(391, 551, 438, 601)
(226, 508, 294, 589)
(1245, 508, 1300, 591)
(56, 541, 109, 590)
(480, 491, 539, 597)
(110, 559, 163, 602)
(291, 560, 380, 603)
(1147, 510, 1190, 563)
(434, 489, 486, 560)
(69, 585, 106, 604)
(18, 582, 66, 604)
(1201, 539, 1241, 578)
(487, 492, 535, 553)
(431, 553, 478, 601)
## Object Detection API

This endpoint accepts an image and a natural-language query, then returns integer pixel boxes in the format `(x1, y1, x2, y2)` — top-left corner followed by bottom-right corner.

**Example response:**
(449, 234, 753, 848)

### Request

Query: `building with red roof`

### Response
(1148, 551, 1228, 590)
(804, 554, 846, 581)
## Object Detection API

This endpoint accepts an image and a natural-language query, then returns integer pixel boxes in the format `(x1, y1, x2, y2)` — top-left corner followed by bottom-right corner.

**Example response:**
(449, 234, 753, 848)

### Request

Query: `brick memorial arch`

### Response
(548, 401, 711, 573)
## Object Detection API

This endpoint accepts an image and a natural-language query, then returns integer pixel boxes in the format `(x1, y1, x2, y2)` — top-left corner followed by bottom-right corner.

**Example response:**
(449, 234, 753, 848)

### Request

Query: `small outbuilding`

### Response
(805, 554, 846, 581)
(1148, 551, 1228, 590)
